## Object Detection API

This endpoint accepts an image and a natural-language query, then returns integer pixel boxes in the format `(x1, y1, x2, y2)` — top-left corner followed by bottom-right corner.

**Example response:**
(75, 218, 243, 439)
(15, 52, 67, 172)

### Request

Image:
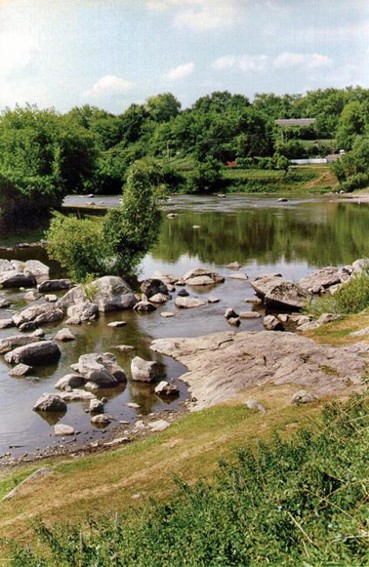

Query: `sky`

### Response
(0, 0, 368, 114)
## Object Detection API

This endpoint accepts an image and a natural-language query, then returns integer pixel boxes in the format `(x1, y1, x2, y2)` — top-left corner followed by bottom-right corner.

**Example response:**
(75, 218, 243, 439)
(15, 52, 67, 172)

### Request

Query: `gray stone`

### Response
(133, 300, 157, 313)
(9, 363, 32, 377)
(149, 419, 170, 432)
(5, 341, 61, 366)
(0, 318, 14, 329)
(175, 296, 206, 309)
(224, 308, 239, 319)
(0, 334, 42, 354)
(228, 317, 241, 326)
(183, 267, 225, 285)
(298, 267, 343, 294)
(19, 321, 39, 332)
(238, 312, 262, 319)
(177, 288, 189, 297)
(89, 399, 105, 413)
(13, 303, 64, 327)
(54, 424, 75, 436)
(60, 390, 96, 401)
(91, 414, 111, 425)
(38, 279, 72, 292)
(24, 290, 41, 302)
(67, 302, 99, 322)
(54, 328, 76, 342)
(149, 293, 168, 304)
(93, 276, 137, 312)
(0, 271, 36, 288)
(24, 260, 49, 281)
(263, 315, 284, 331)
(55, 374, 86, 390)
(33, 393, 67, 413)
(140, 278, 168, 298)
(131, 356, 161, 382)
(151, 271, 179, 285)
(155, 381, 179, 396)
(207, 296, 220, 304)
(78, 352, 127, 385)
(227, 262, 241, 270)
(251, 275, 310, 311)
(291, 390, 318, 405)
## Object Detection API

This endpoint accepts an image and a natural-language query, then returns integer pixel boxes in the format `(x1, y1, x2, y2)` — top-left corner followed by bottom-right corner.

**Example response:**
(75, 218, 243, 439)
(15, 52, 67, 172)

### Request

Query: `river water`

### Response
(1, 194, 369, 457)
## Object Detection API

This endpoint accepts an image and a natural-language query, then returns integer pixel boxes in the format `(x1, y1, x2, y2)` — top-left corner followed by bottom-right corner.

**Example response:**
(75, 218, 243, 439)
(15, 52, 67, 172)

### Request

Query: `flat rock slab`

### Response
(298, 267, 347, 294)
(151, 330, 369, 410)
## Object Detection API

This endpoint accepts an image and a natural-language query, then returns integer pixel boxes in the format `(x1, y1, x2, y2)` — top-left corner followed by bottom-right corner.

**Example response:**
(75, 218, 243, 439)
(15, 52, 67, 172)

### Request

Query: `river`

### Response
(1, 193, 368, 457)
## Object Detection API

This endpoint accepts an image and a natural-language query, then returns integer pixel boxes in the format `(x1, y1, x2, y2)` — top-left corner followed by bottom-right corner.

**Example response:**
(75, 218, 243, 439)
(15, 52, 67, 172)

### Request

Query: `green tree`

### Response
(145, 93, 181, 123)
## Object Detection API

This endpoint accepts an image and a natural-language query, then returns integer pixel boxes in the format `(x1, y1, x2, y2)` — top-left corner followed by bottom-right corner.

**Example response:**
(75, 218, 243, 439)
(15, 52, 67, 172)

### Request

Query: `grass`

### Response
(6, 393, 369, 566)
(0, 389, 324, 560)
(222, 164, 338, 194)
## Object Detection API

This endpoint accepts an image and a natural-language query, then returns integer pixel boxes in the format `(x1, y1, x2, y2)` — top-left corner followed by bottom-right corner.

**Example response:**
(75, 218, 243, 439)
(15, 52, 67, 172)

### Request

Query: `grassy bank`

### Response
(4, 391, 369, 565)
(222, 164, 338, 194)
(0, 388, 324, 560)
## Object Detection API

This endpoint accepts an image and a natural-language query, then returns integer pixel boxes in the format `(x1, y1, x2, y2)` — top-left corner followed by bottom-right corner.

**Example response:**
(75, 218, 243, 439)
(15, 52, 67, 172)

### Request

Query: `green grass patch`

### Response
(7, 394, 369, 566)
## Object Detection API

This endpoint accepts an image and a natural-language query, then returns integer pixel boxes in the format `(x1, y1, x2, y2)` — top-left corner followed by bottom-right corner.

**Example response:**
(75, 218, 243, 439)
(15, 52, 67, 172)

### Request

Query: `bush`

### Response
(306, 268, 369, 316)
(341, 173, 369, 193)
(186, 157, 222, 193)
(46, 158, 163, 281)
(46, 213, 107, 281)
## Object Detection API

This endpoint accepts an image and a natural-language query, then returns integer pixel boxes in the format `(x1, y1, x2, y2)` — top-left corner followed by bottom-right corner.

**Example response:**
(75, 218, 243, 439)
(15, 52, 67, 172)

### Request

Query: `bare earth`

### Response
(151, 330, 369, 410)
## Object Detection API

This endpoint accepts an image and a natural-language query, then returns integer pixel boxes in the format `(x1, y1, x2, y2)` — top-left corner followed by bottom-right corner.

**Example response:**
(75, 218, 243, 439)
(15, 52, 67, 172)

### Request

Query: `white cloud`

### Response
(146, 0, 243, 30)
(273, 51, 333, 69)
(211, 54, 269, 72)
(84, 75, 134, 98)
(165, 61, 195, 80)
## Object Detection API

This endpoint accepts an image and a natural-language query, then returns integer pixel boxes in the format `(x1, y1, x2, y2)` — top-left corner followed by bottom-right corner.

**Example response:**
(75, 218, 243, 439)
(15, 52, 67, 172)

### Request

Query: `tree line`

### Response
(0, 86, 369, 221)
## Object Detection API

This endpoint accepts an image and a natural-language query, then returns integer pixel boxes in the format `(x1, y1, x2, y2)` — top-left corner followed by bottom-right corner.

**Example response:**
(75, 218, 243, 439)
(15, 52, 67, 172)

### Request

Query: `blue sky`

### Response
(0, 0, 368, 114)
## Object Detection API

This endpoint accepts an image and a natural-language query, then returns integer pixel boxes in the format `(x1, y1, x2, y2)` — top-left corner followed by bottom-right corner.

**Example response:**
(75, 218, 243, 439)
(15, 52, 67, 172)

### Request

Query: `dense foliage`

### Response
(9, 394, 369, 565)
(1, 85, 369, 225)
(46, 158, 163, 280)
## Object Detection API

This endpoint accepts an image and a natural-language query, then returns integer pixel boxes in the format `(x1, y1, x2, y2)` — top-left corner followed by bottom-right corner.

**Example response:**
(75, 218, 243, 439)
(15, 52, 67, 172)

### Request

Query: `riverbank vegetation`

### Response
(1, 86, 369, 226)
(5, 392, 369, 565)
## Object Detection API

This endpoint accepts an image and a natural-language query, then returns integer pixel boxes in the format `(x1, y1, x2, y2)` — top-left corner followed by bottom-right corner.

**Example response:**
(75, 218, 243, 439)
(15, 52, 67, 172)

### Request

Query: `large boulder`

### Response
(251, 275, 310, 311)
(33, 393, 67, 413)
(24, 260, 49, 282)
(140, 278, 168, 298)
(77, 352, 127, 387)
(183, 267, 225, 286)
(131, 356, 161, 382)
(5, 341, 61, 366)
(0, 259, 13, 273)
(298, 267, 349, 294)
(58, 276, 137, 313)
(38, 279, 72, 292)
(0, 334, 42, 354)
(93, 276, 137, 312)
(13, 303, 64, 327)
(0, 271, 36, 288)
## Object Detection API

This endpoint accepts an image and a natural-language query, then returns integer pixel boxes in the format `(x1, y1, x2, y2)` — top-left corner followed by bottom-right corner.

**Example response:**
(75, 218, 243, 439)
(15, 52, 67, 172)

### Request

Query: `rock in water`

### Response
(251, 274, 309, 311)
(33, 393, 67, 413)
(131, 356, 161, 382)
(5, 341, 61, 366)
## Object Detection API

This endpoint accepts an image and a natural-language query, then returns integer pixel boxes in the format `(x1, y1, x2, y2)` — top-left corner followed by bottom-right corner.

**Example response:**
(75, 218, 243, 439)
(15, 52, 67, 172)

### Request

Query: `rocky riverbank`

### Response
(1, 254, 369, 465)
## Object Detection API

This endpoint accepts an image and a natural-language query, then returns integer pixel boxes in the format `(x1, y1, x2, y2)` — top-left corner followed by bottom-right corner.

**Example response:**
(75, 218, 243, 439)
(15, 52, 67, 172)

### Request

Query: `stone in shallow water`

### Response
(9, 363, 32, 377)
(33, 393, 67, 413)
(54, 328, 76, 342)
(175, 296, 206, 309)
(54, 424, 75, 436)
(160, 311, 175, 318)
(108, 320, 127, 328)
